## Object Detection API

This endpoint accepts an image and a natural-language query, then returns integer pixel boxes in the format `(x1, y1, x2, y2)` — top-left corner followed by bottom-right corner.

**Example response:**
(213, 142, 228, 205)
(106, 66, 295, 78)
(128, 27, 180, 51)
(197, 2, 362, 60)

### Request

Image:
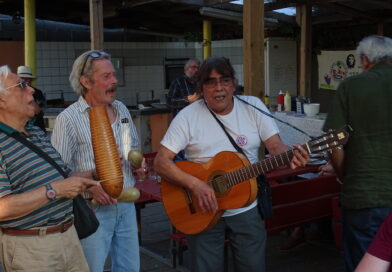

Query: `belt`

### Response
(1, 217, 74, 236)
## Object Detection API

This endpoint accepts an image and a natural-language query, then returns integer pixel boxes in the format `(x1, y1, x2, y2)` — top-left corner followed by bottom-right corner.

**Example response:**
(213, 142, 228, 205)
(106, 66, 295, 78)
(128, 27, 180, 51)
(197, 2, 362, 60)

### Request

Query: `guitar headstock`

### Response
(306, 126, 350, 155)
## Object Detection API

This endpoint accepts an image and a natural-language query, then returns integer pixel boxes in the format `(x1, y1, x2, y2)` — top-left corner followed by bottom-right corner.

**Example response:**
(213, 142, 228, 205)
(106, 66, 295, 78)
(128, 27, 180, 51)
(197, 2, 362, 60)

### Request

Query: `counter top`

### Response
(129, 107, 171, 116)
(272, 111, 327, 120)
(271, 111, 326, 147)
(44, 107, 172, 116)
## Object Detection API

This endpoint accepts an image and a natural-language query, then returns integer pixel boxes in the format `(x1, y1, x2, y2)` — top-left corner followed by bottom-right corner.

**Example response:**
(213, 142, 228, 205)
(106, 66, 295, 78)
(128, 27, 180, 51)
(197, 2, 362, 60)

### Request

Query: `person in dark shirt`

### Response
(17, 66, 46, 132)
(167, 58, 200, 116)
(324, 35, 392, 271)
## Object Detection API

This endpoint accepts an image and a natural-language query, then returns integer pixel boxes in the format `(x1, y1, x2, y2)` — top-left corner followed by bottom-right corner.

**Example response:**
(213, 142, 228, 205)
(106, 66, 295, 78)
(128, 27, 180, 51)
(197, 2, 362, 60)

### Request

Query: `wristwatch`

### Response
(45, 183, 57, 201)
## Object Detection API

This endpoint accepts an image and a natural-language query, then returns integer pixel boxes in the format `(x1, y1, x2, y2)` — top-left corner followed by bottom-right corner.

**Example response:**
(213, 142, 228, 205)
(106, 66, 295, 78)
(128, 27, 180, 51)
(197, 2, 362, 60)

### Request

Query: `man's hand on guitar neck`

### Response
(264, 135, 310, 169)
(289, 144, 310, 169)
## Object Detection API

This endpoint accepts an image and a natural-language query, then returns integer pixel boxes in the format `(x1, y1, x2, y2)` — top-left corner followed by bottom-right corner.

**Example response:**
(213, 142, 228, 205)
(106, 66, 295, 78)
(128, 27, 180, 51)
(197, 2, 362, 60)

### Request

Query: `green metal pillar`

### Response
(24, 0, 36, 85)
(203, 20, 211, 59)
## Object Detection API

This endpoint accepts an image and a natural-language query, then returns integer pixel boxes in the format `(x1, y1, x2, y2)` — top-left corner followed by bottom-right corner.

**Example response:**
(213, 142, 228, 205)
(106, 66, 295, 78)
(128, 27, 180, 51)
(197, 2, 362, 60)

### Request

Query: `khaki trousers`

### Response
(0, 225, 89, 272)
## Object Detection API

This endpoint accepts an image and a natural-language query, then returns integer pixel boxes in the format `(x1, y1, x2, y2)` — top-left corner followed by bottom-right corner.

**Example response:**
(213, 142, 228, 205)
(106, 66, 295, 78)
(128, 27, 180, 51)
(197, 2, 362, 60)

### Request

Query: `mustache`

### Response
(107, 84, 117, 92)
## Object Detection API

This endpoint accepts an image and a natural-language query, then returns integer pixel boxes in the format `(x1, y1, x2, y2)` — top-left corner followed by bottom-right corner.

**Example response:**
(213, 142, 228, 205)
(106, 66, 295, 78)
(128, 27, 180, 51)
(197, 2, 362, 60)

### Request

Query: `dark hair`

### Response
(196, 57, 236, 93)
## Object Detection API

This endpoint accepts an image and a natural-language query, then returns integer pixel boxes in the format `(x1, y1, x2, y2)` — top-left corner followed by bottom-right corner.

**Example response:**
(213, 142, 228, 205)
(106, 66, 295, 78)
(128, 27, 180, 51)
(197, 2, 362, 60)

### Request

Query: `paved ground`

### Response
(139, 202, 345, 272)
(140, 249, 179, 272)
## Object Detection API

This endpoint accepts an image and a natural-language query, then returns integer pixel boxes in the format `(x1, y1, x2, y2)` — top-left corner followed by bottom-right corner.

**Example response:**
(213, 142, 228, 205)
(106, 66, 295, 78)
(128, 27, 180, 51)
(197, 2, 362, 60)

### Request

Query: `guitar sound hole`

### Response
(210, 174, 230, 196)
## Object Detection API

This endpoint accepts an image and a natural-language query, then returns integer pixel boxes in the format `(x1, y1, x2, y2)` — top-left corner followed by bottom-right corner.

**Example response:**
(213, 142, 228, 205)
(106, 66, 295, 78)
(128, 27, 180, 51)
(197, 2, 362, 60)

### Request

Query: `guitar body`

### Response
(161, 151, 258, 234)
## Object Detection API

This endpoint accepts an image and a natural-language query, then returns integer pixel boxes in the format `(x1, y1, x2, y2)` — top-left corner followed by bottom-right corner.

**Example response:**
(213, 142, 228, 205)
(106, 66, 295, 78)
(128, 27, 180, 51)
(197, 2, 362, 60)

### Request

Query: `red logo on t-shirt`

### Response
(236, 135, 248, 146)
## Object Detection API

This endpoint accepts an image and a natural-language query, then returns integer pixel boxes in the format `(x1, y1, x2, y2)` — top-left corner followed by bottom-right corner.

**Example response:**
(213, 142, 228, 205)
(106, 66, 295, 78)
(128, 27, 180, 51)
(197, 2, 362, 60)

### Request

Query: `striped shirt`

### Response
(0, 124, 72, 229)
(51, 97, 139, 193)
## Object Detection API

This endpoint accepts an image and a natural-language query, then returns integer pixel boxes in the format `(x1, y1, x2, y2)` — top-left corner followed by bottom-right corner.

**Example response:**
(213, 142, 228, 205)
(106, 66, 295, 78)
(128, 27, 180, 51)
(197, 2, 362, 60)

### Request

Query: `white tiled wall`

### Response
(35, 39, 244, 106)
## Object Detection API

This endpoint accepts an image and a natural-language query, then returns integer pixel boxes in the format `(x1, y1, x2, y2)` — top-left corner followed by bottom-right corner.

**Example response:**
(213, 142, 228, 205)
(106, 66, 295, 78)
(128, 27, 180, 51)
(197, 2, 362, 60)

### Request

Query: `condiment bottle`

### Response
(263, 95, 270, 109)
(277, 90, 284, 112)
(284, 91, 291, 112)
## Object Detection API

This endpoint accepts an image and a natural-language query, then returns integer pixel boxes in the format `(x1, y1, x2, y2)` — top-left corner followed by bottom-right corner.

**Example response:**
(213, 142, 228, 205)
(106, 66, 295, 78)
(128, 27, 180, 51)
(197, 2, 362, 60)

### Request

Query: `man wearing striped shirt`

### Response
(51, 51, 142, 272)
(0, 65, 97, 271)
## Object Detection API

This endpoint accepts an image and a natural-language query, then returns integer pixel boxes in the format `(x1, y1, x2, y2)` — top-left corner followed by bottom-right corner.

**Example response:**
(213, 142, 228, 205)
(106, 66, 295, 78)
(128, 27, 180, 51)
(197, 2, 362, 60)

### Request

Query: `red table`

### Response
(135, 178, 162, 203)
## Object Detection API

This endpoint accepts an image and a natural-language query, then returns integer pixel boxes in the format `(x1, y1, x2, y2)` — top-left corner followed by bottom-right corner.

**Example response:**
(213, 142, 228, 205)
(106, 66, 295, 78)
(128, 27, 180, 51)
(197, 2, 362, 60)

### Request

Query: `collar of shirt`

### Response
(76, 96, 121, 116)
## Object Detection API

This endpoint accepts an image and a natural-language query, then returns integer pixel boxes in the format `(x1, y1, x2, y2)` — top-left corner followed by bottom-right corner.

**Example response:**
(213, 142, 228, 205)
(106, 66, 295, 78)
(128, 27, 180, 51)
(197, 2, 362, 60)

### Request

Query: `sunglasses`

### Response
(5, 80, 29, 90)
(203, 76, 233, 89)
(80, 51, 108, 76)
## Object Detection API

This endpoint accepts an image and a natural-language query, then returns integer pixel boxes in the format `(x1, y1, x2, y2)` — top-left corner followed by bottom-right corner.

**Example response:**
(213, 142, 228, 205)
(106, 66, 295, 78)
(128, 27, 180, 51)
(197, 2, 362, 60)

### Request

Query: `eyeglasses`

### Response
(203, 76, 233, 88)
(80, 51, 108, 76)
(5, 80, 29, 90)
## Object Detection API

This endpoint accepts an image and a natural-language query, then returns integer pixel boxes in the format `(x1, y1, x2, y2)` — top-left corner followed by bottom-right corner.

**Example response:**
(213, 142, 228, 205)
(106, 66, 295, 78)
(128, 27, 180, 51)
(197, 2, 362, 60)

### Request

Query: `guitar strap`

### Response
(204, 101, 245, 156)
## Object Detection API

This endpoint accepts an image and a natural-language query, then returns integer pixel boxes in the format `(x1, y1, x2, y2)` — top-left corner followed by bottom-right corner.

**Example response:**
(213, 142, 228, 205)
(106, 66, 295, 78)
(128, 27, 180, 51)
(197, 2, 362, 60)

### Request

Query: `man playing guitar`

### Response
(154, 57, 309, 272)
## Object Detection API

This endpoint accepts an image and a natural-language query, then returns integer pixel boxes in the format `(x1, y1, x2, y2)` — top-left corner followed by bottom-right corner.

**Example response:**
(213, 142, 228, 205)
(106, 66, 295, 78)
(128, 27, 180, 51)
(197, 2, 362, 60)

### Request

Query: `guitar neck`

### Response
(225, 144, 308, 186)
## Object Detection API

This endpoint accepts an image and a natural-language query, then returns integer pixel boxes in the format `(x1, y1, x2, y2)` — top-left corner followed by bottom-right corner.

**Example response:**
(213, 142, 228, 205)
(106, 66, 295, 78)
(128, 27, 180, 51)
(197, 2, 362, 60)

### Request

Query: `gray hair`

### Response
(357, 35, 392, 63)
(69, 50, 111, 96)
(184, 58, 200, 70)
(0, 65, 11, 94)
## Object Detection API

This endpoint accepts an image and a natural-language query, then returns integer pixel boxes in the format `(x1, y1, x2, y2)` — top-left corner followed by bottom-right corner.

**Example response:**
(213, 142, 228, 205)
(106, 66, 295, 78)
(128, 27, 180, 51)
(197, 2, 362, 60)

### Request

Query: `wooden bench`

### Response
(266, 173, 341, 233)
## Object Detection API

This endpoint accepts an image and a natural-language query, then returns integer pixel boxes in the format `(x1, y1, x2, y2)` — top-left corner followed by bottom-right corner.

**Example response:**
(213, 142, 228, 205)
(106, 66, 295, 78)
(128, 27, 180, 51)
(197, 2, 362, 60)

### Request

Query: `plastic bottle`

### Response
(284, 91, 291, 112)
(277, 90, 284, 112)
(263, 95, 270, 109)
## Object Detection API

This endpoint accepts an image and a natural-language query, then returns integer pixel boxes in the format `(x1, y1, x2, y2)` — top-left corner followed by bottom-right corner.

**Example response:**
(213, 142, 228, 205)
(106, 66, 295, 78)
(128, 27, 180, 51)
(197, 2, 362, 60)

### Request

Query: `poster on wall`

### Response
(318, 50, 362, 90)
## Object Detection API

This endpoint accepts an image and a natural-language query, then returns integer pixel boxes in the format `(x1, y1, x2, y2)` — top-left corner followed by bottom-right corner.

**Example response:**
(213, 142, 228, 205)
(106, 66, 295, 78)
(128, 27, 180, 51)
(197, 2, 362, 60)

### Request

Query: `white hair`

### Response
(184, 58, 200, 70)
(0, 65, 11, 94)
(357, 35, 392, 63)
(69, 50, 111, 96)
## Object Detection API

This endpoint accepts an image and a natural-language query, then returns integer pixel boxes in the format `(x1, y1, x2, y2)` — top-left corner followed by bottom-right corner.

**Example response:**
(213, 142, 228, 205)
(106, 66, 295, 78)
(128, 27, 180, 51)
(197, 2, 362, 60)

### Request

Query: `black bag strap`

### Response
(204, 101, 246, 157)
(0, 123, 67, 178)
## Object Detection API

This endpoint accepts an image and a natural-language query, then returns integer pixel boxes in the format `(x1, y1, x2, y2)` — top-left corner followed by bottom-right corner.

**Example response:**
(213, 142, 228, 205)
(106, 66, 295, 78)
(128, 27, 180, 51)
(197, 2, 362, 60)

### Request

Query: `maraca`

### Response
(117, 187, 140, 202)
(91, 187, 140, 205)
(128, 150, 144, 168)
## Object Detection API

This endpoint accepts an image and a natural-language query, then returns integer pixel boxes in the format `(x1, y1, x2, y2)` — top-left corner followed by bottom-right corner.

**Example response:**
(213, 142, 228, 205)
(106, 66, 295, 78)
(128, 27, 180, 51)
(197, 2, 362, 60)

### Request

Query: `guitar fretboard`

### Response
(224, 148, 299, 187)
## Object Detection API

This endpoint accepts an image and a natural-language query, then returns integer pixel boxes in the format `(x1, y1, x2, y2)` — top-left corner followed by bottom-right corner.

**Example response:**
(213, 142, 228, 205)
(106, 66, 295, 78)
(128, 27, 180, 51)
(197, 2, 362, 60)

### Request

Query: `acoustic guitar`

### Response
(161, 128, 349, 234)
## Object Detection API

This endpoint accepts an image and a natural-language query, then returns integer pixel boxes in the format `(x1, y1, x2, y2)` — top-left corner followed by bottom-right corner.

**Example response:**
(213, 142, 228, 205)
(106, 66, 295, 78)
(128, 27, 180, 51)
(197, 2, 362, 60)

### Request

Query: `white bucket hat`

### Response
(17, 66, 36, 79)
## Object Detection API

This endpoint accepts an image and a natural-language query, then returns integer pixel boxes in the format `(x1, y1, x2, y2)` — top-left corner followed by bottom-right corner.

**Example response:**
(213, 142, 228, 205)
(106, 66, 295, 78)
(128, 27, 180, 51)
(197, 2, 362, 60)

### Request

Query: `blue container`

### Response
(295, 97, 304, 114)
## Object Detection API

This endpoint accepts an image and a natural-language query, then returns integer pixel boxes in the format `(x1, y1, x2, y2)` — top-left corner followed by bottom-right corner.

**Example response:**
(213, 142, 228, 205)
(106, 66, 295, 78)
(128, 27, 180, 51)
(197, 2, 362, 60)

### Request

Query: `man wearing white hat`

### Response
(17, 66, 46, 132)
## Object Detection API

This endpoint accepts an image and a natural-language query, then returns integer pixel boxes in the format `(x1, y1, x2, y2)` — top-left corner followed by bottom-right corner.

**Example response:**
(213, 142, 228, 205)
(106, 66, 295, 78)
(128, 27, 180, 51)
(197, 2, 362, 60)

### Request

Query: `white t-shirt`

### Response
(161, 95, 279, 216)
